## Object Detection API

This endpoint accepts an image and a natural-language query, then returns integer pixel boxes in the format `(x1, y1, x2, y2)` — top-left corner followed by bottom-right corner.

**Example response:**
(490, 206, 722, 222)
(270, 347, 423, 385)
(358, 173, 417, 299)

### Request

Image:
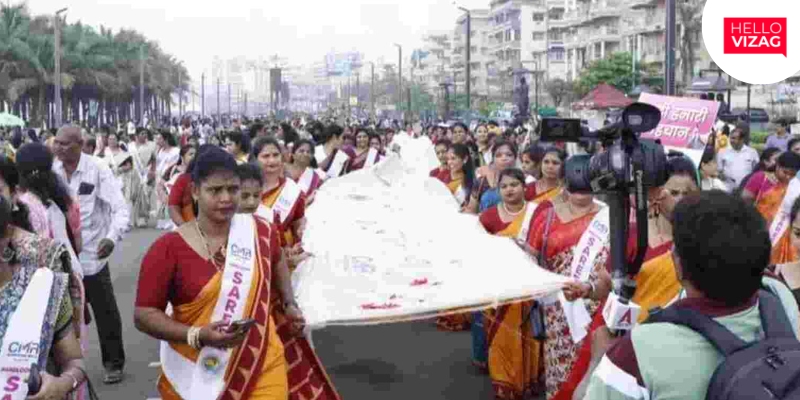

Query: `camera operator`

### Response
(582, 191, 800, 400)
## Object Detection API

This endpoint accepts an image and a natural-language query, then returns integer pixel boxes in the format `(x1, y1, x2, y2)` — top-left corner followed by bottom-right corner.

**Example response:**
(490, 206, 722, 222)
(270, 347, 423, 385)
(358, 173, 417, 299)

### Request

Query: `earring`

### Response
(1, 245, 15, 263)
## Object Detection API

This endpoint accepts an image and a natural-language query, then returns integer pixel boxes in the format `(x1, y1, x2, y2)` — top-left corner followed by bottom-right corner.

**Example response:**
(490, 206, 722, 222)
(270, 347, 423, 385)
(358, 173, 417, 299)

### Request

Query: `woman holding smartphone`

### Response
(134, 147, 305, 400)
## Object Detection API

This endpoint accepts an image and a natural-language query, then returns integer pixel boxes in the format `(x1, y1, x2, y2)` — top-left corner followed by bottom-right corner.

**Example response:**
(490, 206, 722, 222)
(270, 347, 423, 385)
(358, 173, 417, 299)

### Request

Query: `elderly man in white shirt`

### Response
(718, 125, 759, 188)
(52, 125, 130, 384)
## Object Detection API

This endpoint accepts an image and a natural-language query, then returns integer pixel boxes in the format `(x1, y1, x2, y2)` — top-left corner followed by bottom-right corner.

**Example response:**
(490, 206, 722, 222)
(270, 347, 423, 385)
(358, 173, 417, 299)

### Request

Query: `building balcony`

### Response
(641, 50, 665, 64)
(630, 0, 659, 10)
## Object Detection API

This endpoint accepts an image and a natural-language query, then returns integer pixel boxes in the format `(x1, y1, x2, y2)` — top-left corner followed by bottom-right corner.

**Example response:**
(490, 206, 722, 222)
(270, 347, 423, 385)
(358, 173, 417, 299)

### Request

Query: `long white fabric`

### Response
(160, 214, 257, 400)
(0, 269, 55, 400)
(293, 133, 568, 327)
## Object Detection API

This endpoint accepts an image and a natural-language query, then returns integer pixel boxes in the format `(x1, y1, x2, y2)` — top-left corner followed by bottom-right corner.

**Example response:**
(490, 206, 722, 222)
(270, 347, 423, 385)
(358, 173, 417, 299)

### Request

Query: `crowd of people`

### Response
(1, 114, 799, 400)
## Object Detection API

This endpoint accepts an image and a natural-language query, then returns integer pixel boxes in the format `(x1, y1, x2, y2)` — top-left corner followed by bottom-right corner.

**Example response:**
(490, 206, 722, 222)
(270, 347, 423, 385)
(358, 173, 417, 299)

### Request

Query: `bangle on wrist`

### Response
(62, 371, 79, 391)
(187, 326, 203, 350)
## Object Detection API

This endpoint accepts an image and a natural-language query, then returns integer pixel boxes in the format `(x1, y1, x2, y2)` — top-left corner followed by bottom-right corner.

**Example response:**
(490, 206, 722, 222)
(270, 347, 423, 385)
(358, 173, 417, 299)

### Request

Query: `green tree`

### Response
(574, 52, 660, 97)
(544, 78, 573, 108)
(0, 3, 188, 127)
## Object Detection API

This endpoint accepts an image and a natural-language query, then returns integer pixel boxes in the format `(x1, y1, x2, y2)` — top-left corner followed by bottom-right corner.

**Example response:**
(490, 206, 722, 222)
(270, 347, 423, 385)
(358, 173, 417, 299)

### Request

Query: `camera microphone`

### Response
(602, 292, 642, 333)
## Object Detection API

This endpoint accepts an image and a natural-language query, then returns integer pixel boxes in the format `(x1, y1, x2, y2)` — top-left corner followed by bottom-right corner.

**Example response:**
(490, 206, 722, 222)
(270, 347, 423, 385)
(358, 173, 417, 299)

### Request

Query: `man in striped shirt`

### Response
(584, 191, 799, 400)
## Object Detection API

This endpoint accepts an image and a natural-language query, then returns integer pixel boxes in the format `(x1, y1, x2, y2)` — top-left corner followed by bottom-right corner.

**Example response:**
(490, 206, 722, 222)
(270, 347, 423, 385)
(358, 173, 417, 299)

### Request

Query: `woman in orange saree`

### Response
(253, 137, 307, 247)
(526, 181, 609, 400)
(479, 168, 541, 399)
(525, 147, 564, 203)
(134, 147, 305, 400)
(743, 152, 800, 264)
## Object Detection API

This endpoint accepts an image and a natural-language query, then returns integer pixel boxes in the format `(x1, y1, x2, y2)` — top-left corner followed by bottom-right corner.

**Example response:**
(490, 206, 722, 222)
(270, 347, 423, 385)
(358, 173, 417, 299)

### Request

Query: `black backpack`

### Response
(646, 290, 800, 400)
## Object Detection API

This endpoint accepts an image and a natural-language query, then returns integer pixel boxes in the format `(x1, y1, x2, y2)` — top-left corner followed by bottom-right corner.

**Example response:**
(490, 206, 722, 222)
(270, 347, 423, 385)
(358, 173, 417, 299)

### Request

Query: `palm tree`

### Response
(0, 3, 189, 128)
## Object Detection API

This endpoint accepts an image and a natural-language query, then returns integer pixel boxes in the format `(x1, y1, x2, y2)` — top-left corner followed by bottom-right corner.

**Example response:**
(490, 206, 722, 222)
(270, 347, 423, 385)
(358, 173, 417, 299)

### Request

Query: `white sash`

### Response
(46, 203, 83, 279)
(298, 168, 317, 194)
(364, 148, 379, 169)
(327, 150, 350, 178)
(454, 186, 467, 206)
(769, 178, 800, 246)
(255, 180, 301, 224)
(560, 205, 610, 343)
(160, 215, 257, 400)
(0, 269, 55, 400)
(516, 202, 538, 242)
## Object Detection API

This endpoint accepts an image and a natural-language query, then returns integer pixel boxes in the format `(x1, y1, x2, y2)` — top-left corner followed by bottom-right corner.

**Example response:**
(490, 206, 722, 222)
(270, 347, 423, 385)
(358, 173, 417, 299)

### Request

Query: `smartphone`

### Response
(226, 318, 257, 333)
(27, 363, 41, 395)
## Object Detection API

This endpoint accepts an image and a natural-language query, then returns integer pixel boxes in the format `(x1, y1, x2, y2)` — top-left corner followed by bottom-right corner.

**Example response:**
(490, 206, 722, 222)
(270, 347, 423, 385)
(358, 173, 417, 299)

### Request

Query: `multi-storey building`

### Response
(485, 0, 567, 100)
(425, 0, 714, 110)
(413, 32, 453, 96)
(452, 9, 491, 105)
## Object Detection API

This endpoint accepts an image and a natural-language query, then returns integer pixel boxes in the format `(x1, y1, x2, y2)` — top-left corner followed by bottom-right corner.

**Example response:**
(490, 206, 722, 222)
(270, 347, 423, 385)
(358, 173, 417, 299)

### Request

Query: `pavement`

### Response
(83, 228, 495, 400)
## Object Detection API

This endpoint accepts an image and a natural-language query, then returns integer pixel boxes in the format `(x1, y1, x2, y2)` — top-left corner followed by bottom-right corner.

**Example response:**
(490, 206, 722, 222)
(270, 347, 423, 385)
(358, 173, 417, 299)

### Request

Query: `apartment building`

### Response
(423, 0, 713, 109)
(416, 32, 453, 94)
(452, 9, 491, 105)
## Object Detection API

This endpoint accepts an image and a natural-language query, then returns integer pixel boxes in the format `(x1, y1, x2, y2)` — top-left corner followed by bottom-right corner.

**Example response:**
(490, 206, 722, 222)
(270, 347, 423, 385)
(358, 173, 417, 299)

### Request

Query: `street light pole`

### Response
(665, 0, 676, 95)
(201, 73, 205, 117)
(216, 78, 220, 123)
(53, 7, 67, 128)
(370, 62, 375, 119)
(394, 44, 402, 112)
(139, 45, 145, 127)
(458, 6, 471, 114)
(178, 66, 183, 119)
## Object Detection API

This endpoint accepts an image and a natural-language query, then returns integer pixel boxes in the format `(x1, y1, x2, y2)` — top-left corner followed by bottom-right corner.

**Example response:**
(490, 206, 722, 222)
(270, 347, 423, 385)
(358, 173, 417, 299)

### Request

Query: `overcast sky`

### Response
(25, 0, 489, 84)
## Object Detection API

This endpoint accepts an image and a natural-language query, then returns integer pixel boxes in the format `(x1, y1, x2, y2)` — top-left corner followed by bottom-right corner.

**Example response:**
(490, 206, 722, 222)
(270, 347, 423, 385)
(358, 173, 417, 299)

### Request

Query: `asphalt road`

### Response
(83, 228, 495, 400)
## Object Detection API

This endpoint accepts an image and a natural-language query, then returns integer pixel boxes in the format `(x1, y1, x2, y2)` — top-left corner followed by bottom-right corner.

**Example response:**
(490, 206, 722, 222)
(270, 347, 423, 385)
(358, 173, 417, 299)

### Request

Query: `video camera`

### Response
(538, 102, 669, 334)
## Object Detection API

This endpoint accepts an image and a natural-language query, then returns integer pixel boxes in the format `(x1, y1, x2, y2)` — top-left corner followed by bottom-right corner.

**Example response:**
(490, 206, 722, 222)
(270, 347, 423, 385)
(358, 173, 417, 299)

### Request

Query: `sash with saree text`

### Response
(160, 214, 257, 400)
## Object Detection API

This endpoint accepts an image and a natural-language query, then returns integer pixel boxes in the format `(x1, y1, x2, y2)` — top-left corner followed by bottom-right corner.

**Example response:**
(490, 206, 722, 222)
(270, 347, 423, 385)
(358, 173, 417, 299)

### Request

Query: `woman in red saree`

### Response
(346, 128, 381, 173)
(429, 139, 452, 184)
(525, 147, 564, 203)
(167, 145, 198, 227)
(742, 152, 800, 264)
(253, 137, 307, 248)
(134, 147, 305, 400)
(526, 183, 609, 400)
(479, 168, 541, 399)
(285, 139, 325, 206)
(236, 162, 341, 400)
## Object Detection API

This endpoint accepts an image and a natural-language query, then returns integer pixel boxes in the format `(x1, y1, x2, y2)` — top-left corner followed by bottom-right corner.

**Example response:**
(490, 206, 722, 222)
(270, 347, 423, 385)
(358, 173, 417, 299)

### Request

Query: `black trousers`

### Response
(83, 263, 126, 371)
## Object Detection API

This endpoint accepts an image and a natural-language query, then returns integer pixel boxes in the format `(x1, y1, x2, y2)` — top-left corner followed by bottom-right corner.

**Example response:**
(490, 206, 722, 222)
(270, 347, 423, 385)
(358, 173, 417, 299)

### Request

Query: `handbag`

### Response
(530, 207, 555, 340)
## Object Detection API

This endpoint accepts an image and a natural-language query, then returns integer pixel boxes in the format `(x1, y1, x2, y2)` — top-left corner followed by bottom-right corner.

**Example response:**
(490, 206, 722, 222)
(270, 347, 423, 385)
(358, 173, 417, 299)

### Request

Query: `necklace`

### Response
(195, 221, 225, 271)
(567, 201, 594, 218)
(501, 201, 526, 217)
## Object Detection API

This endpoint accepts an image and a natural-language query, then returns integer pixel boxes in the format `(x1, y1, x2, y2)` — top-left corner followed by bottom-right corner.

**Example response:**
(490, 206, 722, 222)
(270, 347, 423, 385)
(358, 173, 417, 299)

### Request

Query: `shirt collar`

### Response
(672, 292, 758, 318)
